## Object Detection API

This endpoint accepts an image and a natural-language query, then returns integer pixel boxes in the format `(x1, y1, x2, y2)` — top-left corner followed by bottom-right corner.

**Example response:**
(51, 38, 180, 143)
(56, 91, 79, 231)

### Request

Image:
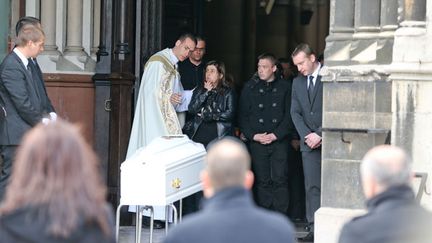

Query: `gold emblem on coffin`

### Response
(171, 178, 182, 189)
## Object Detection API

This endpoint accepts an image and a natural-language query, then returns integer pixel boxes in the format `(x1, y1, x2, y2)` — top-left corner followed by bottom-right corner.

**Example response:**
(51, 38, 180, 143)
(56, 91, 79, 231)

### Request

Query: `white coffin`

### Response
(120, 135, 206, 206)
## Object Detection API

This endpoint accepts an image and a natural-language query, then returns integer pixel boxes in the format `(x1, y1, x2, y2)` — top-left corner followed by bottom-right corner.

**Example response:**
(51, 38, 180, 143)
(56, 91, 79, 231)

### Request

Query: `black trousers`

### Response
(0, 145, 17, 202)
(182, 191, 203, 215)
(287, 144, 306, 220)
(301, 148, 321, 225)
(250, 139, 289, 214)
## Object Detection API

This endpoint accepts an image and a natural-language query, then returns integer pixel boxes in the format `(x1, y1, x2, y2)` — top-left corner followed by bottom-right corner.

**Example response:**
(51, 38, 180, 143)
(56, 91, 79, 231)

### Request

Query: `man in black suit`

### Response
(15, 17, 56, 116)
(291, 43, 323, 242)
(0, 23, 54, 201)
(163, 137, 296, 243)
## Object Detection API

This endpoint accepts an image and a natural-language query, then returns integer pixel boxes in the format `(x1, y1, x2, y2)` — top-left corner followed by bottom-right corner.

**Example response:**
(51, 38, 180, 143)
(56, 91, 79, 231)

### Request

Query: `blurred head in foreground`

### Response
(201, 136, 254, 198)
(0, 119, 112, 238)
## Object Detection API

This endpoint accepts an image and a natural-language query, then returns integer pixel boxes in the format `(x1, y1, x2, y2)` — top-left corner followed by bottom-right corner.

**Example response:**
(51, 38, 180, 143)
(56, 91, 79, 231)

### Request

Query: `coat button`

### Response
(272, 88, 277, 92)
(259, 89, 264, 93)
(310, 112, 314, 115)
(272, 119, 277, 123)
(258, 104, 264, 108)
(259, 118, 264, 123)
(272, 103, 277, 107)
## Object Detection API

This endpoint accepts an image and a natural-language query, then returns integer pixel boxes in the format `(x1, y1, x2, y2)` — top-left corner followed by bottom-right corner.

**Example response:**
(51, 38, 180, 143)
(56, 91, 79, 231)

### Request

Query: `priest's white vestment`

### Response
(126, 48, 183, 158)
(126, 48, 183, 220)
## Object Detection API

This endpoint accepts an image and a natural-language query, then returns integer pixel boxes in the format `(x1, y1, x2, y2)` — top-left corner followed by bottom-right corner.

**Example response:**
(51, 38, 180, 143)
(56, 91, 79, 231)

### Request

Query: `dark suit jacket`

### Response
(164, 187, 296, 243)
(290, 73, 323, 152)
(0, 51, 47, 145)
(28, 59, 55, 113)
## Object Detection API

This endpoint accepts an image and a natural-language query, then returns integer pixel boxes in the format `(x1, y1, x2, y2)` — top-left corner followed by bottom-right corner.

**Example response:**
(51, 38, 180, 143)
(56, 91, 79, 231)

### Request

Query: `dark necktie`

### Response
(27, 60, 42, 100)
(308, 75, 314, 101)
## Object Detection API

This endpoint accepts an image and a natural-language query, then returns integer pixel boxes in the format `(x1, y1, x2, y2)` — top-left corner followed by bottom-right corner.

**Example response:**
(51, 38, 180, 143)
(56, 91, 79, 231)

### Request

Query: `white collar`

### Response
(167, 49, 179, 66)
(310, 63, 321, 79)
(13, 48, 29, 68)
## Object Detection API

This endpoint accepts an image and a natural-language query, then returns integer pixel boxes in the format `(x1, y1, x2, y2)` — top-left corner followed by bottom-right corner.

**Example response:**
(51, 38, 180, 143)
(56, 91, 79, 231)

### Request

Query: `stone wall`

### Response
(317, 0, 431, 242)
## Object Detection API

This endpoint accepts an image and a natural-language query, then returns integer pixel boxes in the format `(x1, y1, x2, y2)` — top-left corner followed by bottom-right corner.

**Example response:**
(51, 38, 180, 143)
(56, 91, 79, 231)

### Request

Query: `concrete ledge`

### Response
(315, 207, 365, 243)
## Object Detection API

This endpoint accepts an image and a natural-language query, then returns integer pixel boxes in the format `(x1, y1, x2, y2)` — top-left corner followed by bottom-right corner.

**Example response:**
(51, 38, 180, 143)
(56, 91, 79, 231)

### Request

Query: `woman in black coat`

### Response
(184, 60, 236, 148)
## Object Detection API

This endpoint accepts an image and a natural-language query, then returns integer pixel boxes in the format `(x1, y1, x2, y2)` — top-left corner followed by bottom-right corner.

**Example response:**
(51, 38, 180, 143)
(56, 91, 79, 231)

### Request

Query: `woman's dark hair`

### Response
(0, 120, 112, 238)
(206, 60, 233, 90)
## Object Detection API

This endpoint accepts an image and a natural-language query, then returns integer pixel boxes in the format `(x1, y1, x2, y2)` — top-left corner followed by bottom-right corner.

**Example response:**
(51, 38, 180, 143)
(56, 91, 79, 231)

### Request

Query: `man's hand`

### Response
(305, 132, 321, 149)
(264, 133, 277, 144)
(49, 112, 57, 121)
(253, 132, 277, 145)
(253, 133, 267, 144)
(170, 93, 182, 105)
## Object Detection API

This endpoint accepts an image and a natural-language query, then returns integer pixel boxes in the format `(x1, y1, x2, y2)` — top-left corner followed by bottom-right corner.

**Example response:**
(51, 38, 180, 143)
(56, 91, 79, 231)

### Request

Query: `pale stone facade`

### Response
(15, 0, 99, 74)
(317, 0, 432, 242)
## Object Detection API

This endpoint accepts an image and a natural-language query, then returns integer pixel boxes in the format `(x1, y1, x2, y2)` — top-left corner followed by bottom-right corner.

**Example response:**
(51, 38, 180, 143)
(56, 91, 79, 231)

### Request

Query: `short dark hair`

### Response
(15, 16, 40, 36)
(195, 35, 206, 43)
(178, 33, 197, 45)
(291, 43, 316, 58)
(257, 53, 278, 66)
(14, 24, 45, 47)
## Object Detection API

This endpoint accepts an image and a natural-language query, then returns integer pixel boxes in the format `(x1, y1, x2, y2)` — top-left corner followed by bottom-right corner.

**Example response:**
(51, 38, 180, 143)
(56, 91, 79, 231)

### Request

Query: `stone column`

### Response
(91, 0, 101, 60)
(41, 0, 58, 53)
(25, 0, 40, 17)
(38, 0, 61, 72)
(65, 0, 84, 54)
(315, 66, 392, 243)
(376, 0, 398, 64)
(317, 1, 432, 242)
(392, 0, 427, 63)
(316, 2, 394, 242)
(113, 0, 130, 61)
(324, 0, 355, 66)
(399, 0, 426, 23)
(350, 0, 381, 64)
(390, 0, 431, 211)
(63, 0, 92, 71)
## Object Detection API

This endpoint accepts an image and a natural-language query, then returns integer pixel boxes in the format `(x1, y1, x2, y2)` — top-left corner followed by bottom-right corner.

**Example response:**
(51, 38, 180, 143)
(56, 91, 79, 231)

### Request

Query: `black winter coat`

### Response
(238, 77, 294, 141)
(338, 185, 432, 243)
(184, 85, 236, 139)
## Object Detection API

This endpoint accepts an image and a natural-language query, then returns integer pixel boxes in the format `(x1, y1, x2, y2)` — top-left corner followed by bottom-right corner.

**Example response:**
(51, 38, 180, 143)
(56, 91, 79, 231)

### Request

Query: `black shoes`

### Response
(297, 232, 314, 242)
(152, 220, 165, 229)
(291, 217, 307, 224)
(142, 217, 165, 229)
(298, 222, 314, 242)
